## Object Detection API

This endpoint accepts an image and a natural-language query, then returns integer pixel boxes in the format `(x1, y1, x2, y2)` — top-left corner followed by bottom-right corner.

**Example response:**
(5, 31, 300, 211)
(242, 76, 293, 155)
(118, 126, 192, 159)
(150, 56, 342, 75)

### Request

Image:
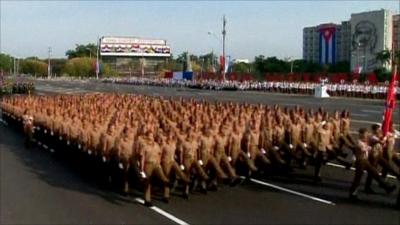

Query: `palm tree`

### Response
(375, 50, 391, 68)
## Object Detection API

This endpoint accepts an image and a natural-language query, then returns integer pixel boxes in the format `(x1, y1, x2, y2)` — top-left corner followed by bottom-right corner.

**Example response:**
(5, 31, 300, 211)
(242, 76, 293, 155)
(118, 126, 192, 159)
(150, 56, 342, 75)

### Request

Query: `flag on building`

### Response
(318, 26, 336, 65)
(382, 65, 397, 135)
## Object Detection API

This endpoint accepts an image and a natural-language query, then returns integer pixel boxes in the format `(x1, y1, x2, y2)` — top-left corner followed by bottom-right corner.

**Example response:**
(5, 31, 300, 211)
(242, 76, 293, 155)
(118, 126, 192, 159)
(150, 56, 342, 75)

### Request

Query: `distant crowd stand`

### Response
(0, 79, 34, 95)
(102, 77, 400, 100)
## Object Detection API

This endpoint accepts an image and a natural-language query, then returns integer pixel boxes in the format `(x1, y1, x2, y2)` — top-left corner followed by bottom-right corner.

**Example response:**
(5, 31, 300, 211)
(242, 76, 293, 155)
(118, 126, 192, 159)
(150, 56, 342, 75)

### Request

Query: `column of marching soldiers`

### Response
(1, 94, 399, 207)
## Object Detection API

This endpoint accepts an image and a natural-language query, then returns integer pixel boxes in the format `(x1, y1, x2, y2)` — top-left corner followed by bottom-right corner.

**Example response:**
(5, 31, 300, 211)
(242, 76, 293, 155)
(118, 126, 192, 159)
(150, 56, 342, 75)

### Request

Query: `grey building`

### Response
(393, 14, 399, 53)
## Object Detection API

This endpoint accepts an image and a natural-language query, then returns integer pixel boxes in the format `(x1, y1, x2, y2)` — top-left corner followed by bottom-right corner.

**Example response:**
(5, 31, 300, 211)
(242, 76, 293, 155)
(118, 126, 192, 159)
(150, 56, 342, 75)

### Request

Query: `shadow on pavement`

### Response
(0, 125, 142, 207)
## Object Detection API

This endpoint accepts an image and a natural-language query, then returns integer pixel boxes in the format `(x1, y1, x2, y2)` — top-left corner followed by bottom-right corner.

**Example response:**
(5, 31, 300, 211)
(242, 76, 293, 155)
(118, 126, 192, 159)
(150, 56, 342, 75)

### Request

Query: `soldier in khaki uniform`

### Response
(99, 124, 117, 185)
(243, 120, 271, 172)
(138, 130, 169, 207)
(199, 126, 228, 191)
(161, 130, 190, 202)
(364, 124, 400, 193)
(349, 128, 396, 200)
(228, 122, 258, 172)
(382, 124, 400, 179)
(22, 109, 34, 148)
(314, 121, 333, 182)
(181, 128, 209, 197)
(213, 128, 240, 187)
(114, 127, 135, 194)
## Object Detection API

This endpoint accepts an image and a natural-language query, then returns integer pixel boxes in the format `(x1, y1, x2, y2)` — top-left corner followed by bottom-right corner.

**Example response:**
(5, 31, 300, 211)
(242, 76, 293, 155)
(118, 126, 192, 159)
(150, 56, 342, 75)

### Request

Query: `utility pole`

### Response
(13, 57, 16, 76)
(222, 15, 226, 81)
(16, 58, 19, 75)
(96, 37, 100, 79)
(290, 60, 294, 74)
(9, 57, 12, 75)
(48, 47, 52, 79)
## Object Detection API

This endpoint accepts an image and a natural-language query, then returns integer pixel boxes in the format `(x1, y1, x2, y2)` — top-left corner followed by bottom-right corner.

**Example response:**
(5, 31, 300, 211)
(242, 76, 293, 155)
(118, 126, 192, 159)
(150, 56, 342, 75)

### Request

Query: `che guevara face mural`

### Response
(351, 20, 377, 53)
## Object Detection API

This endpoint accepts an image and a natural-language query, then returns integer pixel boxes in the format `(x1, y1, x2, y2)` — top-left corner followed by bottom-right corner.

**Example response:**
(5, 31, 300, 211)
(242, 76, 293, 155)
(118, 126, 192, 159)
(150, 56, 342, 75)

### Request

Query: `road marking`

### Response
(241, 177, 335, 206)
(352, 120, 400, 129)
(134, 198, 190, 225)
(281, 103, 298, 106)
(361, 109, 382, 114)
(351, 113, 368, 117)
(326, 162, 396, 179)
(352, 119, 381, 125)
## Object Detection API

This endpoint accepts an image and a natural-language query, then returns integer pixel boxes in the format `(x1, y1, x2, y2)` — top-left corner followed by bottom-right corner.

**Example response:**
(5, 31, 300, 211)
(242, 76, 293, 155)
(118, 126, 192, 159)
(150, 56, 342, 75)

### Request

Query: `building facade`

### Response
(393, 14, 399, 53)
(303, 22, 351, 65)
(303, 9, 397, 73)
(350, 9, 393, 73)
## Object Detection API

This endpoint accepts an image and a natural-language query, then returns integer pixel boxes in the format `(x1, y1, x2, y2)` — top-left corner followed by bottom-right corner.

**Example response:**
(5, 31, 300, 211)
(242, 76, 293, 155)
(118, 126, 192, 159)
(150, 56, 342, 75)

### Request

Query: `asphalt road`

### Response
(1, 79, 399, 225)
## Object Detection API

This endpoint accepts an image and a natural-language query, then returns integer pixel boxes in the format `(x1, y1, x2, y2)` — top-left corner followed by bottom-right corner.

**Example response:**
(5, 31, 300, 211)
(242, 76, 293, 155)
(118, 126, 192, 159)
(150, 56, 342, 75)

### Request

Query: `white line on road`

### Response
(326, 162, 397, 179)
(351, 113, 368, 117)
(352, 119, 381, 125)
(361, 109, 382, 114)
(241, 177, 335, 206)
(134, 198, 190, 225)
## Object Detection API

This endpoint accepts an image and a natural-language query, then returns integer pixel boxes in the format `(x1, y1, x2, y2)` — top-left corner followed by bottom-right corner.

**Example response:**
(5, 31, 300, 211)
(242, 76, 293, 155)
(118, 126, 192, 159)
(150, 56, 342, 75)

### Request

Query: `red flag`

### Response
(382, 65, 397, 136)
(219, 55, 225, 72)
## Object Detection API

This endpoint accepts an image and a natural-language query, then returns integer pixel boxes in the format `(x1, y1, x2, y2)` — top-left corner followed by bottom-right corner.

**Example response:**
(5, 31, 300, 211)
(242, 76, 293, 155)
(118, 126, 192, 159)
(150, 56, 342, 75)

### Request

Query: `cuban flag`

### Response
(319, 27, 336, 65)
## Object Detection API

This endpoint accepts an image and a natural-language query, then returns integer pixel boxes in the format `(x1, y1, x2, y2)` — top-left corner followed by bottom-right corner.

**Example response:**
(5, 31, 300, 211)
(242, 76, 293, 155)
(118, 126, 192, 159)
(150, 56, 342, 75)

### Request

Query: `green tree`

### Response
(101, 64, 119, 77)
(20, 59, 48, 77)
(375, 50, 391, 68)
(0, 53, 14, 74)
(327, 61, 350, 73)
(51, 58, 68, 76)
(232, 62, 251, 73)
(63, 57, 95, 77)
(66, 43, 98, 59)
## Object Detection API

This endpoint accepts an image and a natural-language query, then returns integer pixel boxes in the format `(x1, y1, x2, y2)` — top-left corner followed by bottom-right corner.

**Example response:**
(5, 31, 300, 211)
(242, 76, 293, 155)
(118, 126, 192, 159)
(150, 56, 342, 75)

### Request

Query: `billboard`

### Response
(100, 36, 171, 57)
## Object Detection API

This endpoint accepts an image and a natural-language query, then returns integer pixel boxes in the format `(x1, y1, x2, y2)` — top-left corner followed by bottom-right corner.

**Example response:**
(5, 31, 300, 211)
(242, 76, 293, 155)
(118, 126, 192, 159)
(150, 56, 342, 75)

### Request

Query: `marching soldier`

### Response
(349, 128, 396, 200)
(22, 109, 34, 148)
(364, 124, 400, 193)
(314, 121, 333, 182)
(138, 130, 169, 207)
(181, 127, 209, 197)
(198, 126, 228, 191)
(213, 127, 240, 187)
(160, 130, 190, 202)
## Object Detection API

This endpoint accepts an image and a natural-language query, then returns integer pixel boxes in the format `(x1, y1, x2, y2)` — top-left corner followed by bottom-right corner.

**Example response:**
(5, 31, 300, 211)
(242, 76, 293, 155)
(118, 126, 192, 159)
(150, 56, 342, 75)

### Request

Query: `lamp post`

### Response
(207, 15, 227, 80)
(86, 47, 94, 58)
(96, 37, 100, 79)
(222, 15, 226, 81)
(48, 47, 52, 79)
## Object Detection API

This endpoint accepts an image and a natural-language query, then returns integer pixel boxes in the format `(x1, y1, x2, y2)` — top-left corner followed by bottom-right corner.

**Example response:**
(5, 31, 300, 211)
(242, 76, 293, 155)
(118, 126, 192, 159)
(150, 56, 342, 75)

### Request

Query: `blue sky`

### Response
(1, 1, 399, 60)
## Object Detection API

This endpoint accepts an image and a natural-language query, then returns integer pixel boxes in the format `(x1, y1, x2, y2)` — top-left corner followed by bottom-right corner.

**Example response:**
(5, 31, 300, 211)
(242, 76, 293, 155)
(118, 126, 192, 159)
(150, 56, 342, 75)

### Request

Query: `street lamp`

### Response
(86, 47, 95, 58)
(48, 47, 52, 79)
(208, 31, 222, 44)
(285, 56, 295, 74)
(96, 37, 100, 79)
(207, 15, 227, 81)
